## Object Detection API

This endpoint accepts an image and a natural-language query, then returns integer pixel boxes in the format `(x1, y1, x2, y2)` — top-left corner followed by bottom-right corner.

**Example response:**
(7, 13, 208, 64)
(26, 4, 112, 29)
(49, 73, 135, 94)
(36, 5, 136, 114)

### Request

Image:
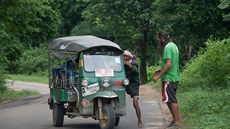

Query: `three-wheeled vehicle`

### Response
(48, 35, 129, 129)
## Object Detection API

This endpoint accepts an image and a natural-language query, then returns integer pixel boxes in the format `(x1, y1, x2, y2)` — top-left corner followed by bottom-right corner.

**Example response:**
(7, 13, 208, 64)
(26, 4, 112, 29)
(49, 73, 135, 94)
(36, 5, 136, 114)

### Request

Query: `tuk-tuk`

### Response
(48, 35, 129, 129)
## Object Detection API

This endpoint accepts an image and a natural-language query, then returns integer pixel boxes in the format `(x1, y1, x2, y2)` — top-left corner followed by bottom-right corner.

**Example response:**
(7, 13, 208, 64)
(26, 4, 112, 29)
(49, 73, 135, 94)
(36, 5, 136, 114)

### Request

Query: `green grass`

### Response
(0, 89, 39, 103)
(178, 89, 230, 129)
(148, 81, 230, 129)
(0, 74, 45, 103)
(6, 74, 48, 84)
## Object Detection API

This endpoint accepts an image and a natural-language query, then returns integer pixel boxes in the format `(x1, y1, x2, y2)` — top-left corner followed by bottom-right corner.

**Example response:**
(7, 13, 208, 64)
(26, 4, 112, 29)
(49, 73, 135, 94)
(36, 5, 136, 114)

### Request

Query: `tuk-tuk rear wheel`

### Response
(99, 104, 115, 129)
(53, 103, 65, 127)
(115, 117, 120, 126)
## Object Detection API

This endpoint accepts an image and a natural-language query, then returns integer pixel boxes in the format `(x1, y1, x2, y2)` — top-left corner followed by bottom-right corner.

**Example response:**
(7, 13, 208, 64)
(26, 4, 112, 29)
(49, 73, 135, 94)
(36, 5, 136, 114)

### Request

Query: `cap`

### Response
(123, 50, 133, 58)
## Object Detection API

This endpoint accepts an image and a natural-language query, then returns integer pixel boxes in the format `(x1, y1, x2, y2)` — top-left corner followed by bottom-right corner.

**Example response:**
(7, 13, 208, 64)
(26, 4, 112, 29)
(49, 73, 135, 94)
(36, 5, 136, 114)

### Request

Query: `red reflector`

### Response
(82, 99, 89, 107)
(115, 80, 122, 86)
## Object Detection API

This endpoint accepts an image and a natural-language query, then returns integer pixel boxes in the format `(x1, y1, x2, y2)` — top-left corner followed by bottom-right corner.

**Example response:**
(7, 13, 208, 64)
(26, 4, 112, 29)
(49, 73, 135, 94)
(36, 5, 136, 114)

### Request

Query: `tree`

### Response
(58, 0, 90, 36)
(0, 0, 62, 73)
(152, 0, 230, 63)
(218, 0, 230, 21)
(72, 0, 156, 84)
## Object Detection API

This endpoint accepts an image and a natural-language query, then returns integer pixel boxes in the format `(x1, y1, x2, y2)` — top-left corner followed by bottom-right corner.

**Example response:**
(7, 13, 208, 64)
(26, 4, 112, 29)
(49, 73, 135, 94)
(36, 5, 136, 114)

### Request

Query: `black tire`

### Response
(53, 103, 65, 127)
(99, 104, 115, 129)
(115, 117, 120, 126)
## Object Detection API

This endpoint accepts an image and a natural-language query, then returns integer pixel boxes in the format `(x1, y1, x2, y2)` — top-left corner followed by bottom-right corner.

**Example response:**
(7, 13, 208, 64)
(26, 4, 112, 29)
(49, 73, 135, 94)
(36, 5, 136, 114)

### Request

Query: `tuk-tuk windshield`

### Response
(83, 55, 122, 72)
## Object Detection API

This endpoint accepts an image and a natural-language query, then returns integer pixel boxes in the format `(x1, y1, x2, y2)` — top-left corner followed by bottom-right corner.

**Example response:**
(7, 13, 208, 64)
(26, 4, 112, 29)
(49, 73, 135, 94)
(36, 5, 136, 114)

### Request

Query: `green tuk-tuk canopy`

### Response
(48, 35, 123, 59)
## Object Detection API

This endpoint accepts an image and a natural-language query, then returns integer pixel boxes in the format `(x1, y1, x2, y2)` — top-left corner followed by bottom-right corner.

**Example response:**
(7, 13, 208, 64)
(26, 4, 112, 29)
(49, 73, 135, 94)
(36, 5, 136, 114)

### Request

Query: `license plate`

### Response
(82, 83, 99, 96)
(95, 69, 114, 77)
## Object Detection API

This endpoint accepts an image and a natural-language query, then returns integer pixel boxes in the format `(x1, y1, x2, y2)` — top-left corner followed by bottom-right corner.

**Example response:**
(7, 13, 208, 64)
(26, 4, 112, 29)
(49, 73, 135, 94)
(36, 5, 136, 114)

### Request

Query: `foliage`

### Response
(152, 0, 230, 62)
(146, 65, 160, 82)
(179, 38, 230, 128)
(59, 0, 90, 36)
(16, 44, 48, 76)
(218, 0, 230, 21)
(0, 67, 6, 92)
(0, 0, 62, 73)
(180, 38, 230, 91)
(72, 0, 157, 84)
(179, 89, 230, 129)
(0, 40, 6, 92)
(0, 0, 61, 47)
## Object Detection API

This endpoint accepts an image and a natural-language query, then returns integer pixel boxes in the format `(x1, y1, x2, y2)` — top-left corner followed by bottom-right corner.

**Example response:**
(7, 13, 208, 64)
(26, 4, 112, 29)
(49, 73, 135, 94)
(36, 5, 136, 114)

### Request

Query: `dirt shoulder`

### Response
(140, 85, 171, 126)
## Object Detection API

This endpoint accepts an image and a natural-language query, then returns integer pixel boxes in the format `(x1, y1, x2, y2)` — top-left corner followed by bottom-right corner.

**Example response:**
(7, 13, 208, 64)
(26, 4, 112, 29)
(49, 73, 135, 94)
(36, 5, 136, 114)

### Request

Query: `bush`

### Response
(0, 68, 6, 91)
(179, 38, 230, 128)
(17, 44, 48, 76)
(0, 54, 7, 91)
(180, 38, 230, 91)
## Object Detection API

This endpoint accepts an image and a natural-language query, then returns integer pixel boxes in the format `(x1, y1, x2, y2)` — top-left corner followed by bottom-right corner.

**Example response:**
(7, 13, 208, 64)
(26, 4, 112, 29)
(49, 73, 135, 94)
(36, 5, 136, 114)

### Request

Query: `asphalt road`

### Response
(0, 81, 166, 129)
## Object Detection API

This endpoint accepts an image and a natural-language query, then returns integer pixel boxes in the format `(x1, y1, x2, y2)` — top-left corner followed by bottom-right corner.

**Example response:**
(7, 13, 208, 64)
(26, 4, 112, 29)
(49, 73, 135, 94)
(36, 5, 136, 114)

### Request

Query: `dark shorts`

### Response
(162, 81, 178, 103)
(126, 84, 139, 98)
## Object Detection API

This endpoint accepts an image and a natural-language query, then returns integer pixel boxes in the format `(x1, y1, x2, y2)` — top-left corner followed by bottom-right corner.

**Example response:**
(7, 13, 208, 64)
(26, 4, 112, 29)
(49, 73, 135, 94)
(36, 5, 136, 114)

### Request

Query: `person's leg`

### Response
(164, 82, 181, 127)
(166, 103, 175, 127)
(167, 103, 174, 122)
(167, 102, 174, 117)
(133, 96, 143, 127)
(171, 102, 180, 125)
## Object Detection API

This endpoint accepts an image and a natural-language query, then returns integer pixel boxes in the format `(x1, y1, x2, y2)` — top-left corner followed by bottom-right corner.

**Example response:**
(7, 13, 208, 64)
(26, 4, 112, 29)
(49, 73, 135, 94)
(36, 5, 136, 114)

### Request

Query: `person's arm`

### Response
(125, 61, 138, 73)
(124, 61, 132, 69)
(153, 58, 171, 83)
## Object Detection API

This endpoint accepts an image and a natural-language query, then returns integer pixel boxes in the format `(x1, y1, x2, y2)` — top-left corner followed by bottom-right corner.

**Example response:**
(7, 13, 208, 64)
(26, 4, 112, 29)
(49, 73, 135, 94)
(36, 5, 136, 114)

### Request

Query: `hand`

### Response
(124, 61, 132, 68)
(153, 75, 160, 83)
(124, 60, 129, 65)
(154, 70, 161, 76)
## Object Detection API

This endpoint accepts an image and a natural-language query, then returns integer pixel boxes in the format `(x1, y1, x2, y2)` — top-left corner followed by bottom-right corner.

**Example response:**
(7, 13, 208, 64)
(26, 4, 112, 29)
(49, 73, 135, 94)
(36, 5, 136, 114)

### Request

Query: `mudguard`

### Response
(88, 91, 118, 101)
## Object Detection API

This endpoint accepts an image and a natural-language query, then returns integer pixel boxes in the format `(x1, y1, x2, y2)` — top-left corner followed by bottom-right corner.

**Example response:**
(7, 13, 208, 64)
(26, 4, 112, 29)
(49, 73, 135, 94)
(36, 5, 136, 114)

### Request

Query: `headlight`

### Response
(81, 80, 89, 87)
(102, 78, 111, 87)
(122, 79, 129, 86)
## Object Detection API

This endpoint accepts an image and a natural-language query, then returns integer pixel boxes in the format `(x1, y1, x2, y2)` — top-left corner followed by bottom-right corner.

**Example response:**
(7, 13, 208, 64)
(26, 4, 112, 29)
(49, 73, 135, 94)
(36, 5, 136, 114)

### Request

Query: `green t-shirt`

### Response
(161, 42, 180, 82)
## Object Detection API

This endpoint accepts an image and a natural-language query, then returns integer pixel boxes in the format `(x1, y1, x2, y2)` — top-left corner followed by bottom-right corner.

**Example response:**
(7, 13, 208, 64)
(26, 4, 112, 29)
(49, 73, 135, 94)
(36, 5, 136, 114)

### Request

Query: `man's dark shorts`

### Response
(162, 81, 179, 103)
(126, 84, 139, 98)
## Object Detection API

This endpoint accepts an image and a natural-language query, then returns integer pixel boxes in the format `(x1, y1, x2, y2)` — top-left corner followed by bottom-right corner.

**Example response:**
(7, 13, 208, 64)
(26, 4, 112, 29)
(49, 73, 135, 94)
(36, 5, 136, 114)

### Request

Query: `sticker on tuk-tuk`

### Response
(95, 69, 114, 77)
(60, 45, 67, 50)
(115, 57, 121, 63)
(82, 83, 99, 96)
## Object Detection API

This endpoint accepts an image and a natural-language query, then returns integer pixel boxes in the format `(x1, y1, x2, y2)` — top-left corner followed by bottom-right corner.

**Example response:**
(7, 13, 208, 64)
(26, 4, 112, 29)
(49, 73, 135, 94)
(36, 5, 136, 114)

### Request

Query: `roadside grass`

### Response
(6, 74, 48, 84)
(0, 89, 39, 103)
(178, 88, 230, 129)
(148, 82, 230, 129)
(0, 74, 46, 104)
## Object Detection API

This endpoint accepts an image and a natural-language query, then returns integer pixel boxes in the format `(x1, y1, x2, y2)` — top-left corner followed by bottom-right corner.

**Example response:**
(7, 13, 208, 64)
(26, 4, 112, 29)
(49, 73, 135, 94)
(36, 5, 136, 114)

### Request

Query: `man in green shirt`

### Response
(153, 30, 181, 128)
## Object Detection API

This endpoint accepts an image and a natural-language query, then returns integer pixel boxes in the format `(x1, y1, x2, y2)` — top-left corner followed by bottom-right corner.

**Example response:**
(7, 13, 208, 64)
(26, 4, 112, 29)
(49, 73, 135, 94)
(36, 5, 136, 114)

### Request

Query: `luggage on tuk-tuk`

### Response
(48, 35, 129, 129)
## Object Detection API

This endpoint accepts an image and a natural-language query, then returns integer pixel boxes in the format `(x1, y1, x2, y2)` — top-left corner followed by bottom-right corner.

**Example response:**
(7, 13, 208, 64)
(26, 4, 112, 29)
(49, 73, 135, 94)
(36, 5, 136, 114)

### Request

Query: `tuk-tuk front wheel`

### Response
(53, 103, 65, 127)
(99, 104, 115, 129)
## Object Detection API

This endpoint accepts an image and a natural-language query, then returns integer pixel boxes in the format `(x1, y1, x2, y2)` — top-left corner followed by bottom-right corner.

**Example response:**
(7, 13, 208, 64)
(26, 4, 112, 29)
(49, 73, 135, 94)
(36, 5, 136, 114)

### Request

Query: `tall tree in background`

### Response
(0, 0, 61, 73)
(73, 0, 156, 84)
(58, 0, 90, 36)
(153, 0, 230, 62)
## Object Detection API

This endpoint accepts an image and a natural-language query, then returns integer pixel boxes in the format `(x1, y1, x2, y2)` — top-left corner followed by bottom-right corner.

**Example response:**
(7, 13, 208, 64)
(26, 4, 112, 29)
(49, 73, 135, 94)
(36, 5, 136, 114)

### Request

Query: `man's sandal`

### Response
(137, 123, 144, 128)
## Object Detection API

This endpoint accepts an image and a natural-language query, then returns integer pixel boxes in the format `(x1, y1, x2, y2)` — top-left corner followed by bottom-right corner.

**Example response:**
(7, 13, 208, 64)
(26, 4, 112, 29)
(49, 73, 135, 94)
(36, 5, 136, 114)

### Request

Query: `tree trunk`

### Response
(139, 30, 148, 84)
(184, 42, 193, 60)
(187, 44, 193, 60)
